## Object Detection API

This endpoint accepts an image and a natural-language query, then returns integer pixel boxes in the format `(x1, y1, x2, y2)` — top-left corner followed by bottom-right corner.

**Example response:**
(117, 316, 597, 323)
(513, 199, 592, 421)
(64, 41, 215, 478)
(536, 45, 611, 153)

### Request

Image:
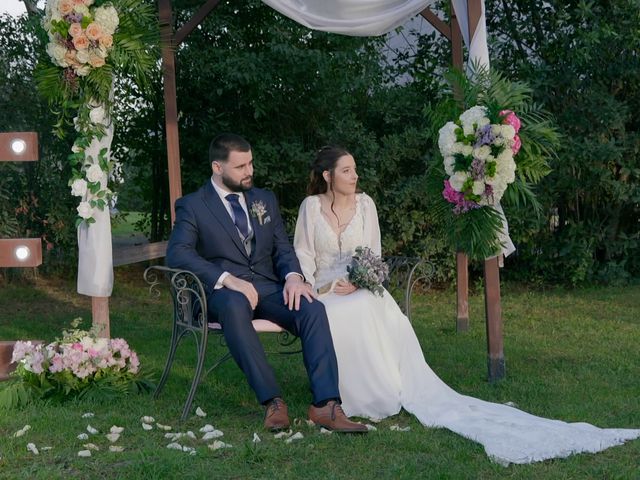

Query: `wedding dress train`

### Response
(294, 193, 639, 465)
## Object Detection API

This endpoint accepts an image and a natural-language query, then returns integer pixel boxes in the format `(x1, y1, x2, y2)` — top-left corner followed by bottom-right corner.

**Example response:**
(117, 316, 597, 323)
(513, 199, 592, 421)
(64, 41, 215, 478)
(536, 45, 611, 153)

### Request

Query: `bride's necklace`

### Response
(320, 194, 356, 258)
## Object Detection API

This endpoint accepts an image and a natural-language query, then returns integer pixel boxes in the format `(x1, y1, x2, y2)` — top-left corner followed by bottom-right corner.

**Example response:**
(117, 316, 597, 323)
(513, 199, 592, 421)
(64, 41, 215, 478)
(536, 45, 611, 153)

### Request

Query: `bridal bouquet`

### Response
(0, 319, 153, 408)
(439, 106, 521, 214)
(347, 247, 389, 297)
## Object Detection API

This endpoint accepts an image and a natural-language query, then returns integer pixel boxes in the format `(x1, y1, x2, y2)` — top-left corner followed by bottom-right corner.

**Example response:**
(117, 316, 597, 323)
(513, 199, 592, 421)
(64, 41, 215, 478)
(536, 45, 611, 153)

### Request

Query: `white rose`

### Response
(443, 156, 456, 176)
(462, 123, 475, 136)
(459, 106, 488, 127)
(86, 164, 104, 183)
(89, 106, 106, 125)
(95, 6, 120, 35)
(75, 65, 91, 76)
(77, 201, 94, 219)
(473, 145, 491, 161)
(496, 149, 513, 167)
(71, 178, 88, 197)
(472, 180, 485, 196)
(449, 171, 468, 192)
(74, 4, 90, 16)
(71, 143, 83, 153)
(46, 42, 68, 67)
(76, 49, 90, 64)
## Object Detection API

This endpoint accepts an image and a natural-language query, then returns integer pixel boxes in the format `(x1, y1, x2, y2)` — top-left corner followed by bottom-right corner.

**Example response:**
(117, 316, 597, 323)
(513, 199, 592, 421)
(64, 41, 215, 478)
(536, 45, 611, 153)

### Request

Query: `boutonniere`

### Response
(250, 200, 270, 225)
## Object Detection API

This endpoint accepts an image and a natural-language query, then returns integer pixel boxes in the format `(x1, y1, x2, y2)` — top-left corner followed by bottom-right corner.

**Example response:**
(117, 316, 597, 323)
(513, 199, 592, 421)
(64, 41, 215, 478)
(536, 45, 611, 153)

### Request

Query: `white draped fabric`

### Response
(77, 121, 114, 298)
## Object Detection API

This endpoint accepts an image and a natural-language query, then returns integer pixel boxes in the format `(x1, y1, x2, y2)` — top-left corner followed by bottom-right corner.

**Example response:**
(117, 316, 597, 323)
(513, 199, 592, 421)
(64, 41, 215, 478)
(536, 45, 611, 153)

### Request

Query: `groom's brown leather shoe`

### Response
(264, 397, 290, 431)
(308, 401, 368, 433)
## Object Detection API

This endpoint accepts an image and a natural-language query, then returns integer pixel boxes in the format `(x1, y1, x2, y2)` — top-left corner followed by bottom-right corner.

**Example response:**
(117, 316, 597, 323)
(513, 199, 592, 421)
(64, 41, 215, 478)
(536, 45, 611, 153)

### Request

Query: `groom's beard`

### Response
(221, 173, 253, 192)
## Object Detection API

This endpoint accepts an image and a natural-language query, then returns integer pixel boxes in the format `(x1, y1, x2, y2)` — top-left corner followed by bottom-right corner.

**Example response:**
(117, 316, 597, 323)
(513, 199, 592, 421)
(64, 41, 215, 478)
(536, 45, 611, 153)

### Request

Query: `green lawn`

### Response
(0, 269, 638, 479)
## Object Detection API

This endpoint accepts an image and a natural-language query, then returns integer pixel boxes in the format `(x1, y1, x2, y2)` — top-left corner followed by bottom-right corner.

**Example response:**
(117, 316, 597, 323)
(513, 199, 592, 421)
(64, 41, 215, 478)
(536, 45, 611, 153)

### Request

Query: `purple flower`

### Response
(475, 123, 494, 147)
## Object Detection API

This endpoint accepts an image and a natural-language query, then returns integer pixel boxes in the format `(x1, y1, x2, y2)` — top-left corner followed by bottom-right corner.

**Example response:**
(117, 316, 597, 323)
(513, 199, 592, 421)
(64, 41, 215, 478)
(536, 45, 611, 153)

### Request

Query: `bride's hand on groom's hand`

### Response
(222, 275, 259, 310)
(283, 275, 316, 311)
(334, 280, 357, 295)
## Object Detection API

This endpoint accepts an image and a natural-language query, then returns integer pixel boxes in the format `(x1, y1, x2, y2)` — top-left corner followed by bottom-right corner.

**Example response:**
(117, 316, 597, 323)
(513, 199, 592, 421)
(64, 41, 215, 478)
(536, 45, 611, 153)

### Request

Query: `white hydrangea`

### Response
(461, 144, 473, 156)
(438, 122, 458, 156)
(460, 106, 489, 134)
(443, 156, 456, 176)
(86, 164, 104, 183)
(501, 124, 516, 140)
(472, 180, 485, 196)
(89, 106, 106, 125)
(71, 178, 88, 197)
(94, 6, 120, 35)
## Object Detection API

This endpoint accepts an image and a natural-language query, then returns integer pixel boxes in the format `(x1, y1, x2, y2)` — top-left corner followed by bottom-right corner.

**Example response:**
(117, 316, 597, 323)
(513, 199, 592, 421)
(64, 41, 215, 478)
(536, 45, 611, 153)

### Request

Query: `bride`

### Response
(293, 146, 639, 465)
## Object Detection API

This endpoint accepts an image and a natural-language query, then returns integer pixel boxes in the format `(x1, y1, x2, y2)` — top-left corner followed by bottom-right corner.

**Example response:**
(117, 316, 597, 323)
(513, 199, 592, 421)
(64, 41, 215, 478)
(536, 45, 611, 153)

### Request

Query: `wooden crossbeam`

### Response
(112, 241, 168, 267)
(175, 0, 222, 46)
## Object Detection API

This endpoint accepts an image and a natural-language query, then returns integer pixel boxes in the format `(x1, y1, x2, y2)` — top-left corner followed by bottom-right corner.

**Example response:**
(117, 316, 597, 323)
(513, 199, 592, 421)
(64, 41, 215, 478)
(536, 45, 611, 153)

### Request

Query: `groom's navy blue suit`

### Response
(166, 180, 340, 404)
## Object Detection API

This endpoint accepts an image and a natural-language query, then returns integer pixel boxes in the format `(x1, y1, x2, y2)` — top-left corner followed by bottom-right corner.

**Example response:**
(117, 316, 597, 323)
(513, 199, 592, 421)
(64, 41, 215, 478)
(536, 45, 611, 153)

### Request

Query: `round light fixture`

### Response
(15, 245, 31, 261)
(11, 139, 27, 154)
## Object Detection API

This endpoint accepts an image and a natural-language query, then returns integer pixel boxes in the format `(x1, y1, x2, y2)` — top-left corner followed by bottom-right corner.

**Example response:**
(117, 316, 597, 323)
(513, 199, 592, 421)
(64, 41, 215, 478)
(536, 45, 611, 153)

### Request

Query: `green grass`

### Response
(0, 268, 638, 479)
(111, 212, 146, 237)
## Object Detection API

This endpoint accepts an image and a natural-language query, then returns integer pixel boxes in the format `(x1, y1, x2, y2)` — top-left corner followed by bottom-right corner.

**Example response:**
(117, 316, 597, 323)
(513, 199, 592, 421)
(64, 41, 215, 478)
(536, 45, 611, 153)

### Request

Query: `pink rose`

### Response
(88, 52, 106, 68)
(58, 0, 74, 15)
(85, 22, 102, 41)
(512, 135, 522, 155)
(69, 22, 83, 38)
(500, 109, 521, 133)
(73, 35, 89, 50)
(99, 34, 113, 49)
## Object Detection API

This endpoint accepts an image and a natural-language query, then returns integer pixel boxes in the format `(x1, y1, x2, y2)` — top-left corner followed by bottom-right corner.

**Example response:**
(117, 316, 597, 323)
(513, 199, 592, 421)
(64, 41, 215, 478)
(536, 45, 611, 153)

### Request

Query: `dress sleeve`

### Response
(362, 193, 382, 257)
(293, 196, 318, 288)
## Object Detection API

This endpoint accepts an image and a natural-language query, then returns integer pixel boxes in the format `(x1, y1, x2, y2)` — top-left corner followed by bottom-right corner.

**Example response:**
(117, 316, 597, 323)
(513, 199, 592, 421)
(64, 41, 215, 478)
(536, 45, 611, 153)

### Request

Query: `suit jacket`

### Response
(166, 180, 302, 297)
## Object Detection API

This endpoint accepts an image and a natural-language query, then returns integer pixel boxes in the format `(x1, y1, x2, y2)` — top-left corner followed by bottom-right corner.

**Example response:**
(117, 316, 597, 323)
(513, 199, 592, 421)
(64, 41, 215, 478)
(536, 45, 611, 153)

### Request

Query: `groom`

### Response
(166, 133, 366, 433)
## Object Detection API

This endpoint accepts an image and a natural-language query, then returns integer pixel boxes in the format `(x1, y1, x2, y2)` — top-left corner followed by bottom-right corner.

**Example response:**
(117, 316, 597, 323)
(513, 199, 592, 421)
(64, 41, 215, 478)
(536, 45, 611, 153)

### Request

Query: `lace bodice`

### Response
(294, 193, 381, 289)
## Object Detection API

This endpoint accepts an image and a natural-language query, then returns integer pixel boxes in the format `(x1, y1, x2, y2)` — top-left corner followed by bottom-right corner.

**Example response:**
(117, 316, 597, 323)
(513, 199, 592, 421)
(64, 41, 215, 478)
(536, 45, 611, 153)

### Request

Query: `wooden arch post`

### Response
(421, 0, 505, 382)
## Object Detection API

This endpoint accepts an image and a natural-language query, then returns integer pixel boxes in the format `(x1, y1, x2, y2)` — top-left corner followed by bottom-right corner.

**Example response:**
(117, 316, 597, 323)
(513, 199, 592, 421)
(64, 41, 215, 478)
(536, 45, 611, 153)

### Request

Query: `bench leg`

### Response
(154, 322, 183, 399)
(180, 327, 209, 421)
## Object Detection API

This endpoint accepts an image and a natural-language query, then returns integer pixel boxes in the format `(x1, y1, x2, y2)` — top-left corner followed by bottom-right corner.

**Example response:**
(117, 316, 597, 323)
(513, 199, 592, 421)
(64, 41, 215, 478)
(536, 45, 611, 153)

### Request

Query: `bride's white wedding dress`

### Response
(294, 193, 639, 465)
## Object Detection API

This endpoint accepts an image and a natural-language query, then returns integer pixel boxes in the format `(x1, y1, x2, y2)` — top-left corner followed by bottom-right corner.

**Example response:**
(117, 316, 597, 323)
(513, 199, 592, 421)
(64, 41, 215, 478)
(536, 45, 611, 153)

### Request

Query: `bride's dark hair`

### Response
(307, 145, 351, 195)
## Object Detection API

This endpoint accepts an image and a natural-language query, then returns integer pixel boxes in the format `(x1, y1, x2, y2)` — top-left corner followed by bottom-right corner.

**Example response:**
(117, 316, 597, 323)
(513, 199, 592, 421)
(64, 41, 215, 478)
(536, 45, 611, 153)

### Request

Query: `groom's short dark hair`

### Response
(209, 133, 252, 163)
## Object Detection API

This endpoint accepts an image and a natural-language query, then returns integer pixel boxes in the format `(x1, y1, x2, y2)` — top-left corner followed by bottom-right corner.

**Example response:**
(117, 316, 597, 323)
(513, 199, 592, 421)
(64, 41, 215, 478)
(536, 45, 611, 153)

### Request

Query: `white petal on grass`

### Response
(252, 433, 261, 443)
(142, 423, 153, 431)
(365, 424, 378, 432)
(156, 423, 172, 431)
(319, 427, 332, 435)
(86, 425, 99, 434)
(273, 430, 293, 439)
(13, 425, 31, 437)
(141, 416, 155, 423)
(166, 442, 183, 450)
(164, 432, 179, 440)
(83, 443, 99, 451)
(186, 431, 197, 440)
(41, 447, 52, 451)
(110, 426, 124, 434)
(26, 443, 39, 455)
(182, 445, 196, 455)
(195, 407, 207, 417)
(389, 425, 411, 432)
(81, 412, 95, 418)
(285, 432, 304, 444)
(504, 401, 518, 407)
(202, 430, 224, 441)
(77, 433, 89, 440)
(109, 446, 125, 453)
(199, 424, 215, 433)
(77, 450, 92, 457)
(208, 440, 232, 450)
(105, 433, 120, 443)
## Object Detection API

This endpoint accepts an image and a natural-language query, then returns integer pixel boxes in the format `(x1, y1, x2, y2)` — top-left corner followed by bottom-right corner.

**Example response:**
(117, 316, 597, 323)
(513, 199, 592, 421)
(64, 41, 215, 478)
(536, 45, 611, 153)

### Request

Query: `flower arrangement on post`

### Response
(347, 247, 390, 297)
(35, 0, 157, 226)
(427, 66, 560, 260)
(0, 319, 154, 409)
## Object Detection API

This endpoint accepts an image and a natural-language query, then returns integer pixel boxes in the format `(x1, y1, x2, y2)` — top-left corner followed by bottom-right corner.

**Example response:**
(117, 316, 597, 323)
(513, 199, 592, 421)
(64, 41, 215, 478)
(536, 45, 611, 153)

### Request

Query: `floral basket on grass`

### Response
(0, 319, 154, 409)
(426, 66, 560, 260)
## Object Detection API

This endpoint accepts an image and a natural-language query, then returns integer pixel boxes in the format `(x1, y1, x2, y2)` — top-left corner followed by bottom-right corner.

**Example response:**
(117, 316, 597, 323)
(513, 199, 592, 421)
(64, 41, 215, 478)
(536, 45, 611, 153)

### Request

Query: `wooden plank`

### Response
(456, 251, 469, 331)
(112, 241, 168, 267)
(419, 7, 451, 40)
(484, 256, 505, 382)
(450, 2, 464, 72)
(92, 297, 110, 338)
(0, 132, 38, 162)
(159, 0, 183, 224)
(175, 0, 222, 46)
(0, 238, 42, 267)
(467, 0, 483, 41)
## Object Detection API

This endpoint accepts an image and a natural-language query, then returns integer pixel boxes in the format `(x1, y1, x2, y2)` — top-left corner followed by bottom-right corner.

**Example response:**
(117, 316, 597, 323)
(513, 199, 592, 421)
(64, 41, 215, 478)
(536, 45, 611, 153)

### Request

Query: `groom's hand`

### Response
(222, 275, 259, 310)
(283, 275, 315, 311)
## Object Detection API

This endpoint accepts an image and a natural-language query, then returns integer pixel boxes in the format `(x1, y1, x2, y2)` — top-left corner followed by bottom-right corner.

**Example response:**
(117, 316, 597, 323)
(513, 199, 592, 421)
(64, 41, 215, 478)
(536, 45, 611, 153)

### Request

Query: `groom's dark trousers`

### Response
(166, 181, 340, 404)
